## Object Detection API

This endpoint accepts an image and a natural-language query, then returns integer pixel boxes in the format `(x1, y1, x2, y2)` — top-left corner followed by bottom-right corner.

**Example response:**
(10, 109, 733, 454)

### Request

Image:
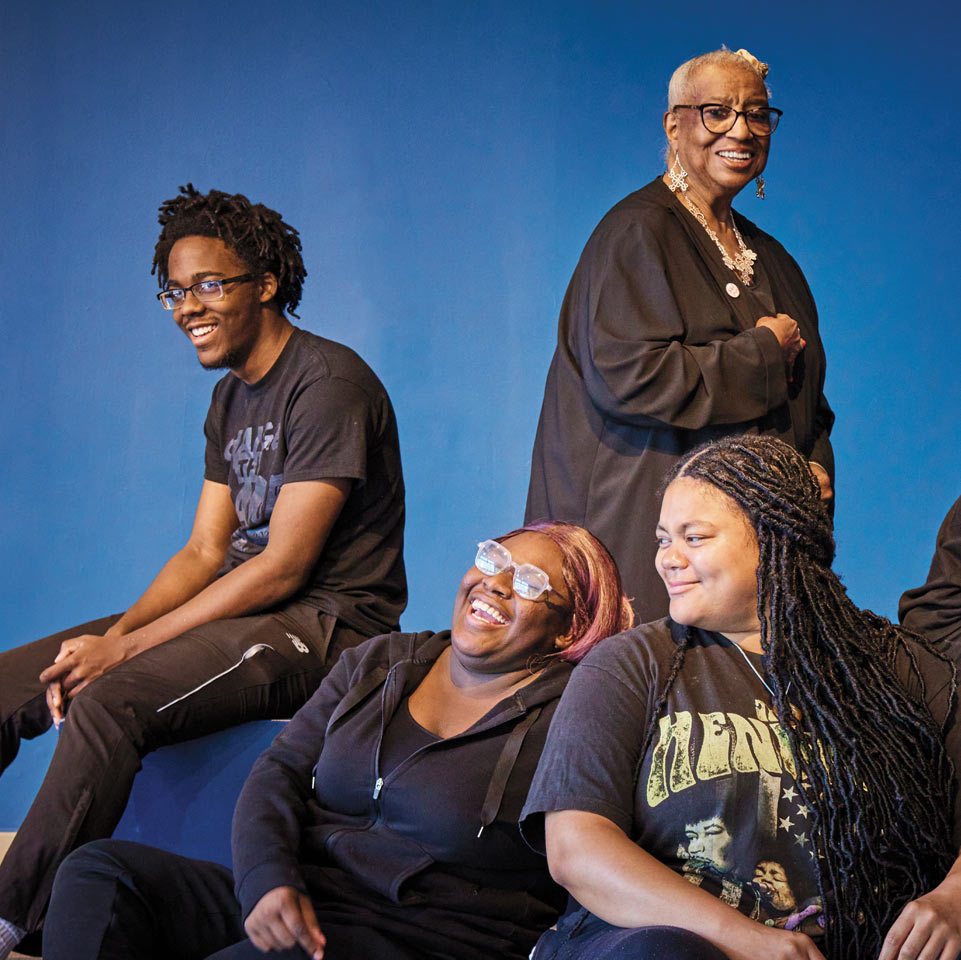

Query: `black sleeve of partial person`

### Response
(894, 636, 961, 847)
(900, 496, 961, 648)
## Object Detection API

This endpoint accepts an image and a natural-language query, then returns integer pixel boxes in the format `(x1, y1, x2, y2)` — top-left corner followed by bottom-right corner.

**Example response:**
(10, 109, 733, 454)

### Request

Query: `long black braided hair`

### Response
(152, 184, 306, 317)
(650, 435, 957, 959)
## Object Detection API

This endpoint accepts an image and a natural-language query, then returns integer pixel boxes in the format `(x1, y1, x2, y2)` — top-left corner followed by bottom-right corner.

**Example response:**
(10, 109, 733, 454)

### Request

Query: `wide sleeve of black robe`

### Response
(576, 203, 787, 430)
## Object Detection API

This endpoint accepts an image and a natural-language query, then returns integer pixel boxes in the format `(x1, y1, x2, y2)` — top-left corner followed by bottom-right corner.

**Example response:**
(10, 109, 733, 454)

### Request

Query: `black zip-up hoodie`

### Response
(231, 629, 571, 959)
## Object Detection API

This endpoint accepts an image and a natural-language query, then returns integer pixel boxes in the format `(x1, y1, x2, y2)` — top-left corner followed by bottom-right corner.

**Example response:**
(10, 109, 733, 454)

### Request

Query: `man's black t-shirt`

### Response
(203, 327, 406, 636)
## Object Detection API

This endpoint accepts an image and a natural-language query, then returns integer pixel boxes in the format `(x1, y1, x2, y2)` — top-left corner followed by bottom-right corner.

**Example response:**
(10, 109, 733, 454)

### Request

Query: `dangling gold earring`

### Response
(668, 153, 689, 193)
(755, 175, 766, 199)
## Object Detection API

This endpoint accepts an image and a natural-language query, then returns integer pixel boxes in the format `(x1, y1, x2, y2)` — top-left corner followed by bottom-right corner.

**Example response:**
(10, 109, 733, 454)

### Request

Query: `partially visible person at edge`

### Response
(901, 494, 961, 650)
(526, 47, 834, 623)
(42, 522, 633, 960)
(0, 185, 406, 958)
(522, 436, 961, 960)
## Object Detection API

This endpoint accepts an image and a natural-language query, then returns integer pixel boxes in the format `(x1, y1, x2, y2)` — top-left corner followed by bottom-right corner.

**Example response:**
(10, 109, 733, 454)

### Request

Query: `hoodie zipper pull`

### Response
(372, 777, 384, 799)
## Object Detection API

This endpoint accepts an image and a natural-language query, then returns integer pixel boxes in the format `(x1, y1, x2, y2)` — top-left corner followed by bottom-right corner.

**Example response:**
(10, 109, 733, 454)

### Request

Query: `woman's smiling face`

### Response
(450, 532, 572, 675)
(656, 476, 761, 647)
(664, 61, 771, 205)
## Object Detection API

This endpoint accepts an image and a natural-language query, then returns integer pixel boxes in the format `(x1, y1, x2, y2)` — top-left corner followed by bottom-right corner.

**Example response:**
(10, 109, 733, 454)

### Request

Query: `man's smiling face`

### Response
(165, 235, 269, 373)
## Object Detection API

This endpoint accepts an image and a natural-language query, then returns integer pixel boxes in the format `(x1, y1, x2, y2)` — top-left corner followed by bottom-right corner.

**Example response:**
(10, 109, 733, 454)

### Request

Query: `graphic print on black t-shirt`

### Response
(639, 642, 824, 939)
(223, 421, 284, 551)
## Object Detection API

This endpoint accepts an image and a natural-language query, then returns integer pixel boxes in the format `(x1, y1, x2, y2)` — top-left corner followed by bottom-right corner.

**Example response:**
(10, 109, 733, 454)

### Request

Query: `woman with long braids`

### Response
(523, 436, 961, 960)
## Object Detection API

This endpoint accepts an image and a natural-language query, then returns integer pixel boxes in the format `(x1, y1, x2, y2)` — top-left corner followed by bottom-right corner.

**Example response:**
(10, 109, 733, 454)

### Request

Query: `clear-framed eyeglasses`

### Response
(157, 274, 258, 310)
(672, 103, 782, 137)
(474, 540, 555, 601)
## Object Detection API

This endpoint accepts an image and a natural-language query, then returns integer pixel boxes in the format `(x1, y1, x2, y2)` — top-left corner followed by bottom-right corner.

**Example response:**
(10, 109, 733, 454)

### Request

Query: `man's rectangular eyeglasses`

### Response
(157, 274, 258, 310)
(673, 104, 782, 137)
(474, 539, 555, 601)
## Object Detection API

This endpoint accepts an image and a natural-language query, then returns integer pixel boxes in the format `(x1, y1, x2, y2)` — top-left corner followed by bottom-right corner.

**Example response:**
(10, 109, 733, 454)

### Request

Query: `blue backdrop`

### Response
(2, 0, 959, 829)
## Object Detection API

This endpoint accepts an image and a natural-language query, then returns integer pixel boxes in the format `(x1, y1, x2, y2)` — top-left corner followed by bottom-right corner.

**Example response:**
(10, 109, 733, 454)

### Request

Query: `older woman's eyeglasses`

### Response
(157, 274, 258, 310)
(673, 103, 782, 137)
(475, 540, 554, 601)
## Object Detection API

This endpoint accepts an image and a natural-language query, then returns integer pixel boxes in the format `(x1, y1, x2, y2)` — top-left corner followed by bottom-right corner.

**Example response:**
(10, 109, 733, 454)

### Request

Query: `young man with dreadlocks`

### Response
(522, 435, 961, 960)
(0, 185, 406, 957)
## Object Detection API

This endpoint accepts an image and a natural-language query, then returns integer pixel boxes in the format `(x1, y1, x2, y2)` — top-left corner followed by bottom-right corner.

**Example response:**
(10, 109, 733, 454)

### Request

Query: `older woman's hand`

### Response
(245, 885, 326, 959)
(756, 314, 805, 367)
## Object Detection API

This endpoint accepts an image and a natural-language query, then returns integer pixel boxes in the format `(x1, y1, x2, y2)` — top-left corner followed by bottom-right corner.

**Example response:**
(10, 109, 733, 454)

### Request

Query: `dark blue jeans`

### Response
(533, 908, 730, 960)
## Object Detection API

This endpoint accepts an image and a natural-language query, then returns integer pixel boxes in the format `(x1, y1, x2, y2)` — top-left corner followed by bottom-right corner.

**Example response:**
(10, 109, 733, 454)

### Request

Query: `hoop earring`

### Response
(668, 153, 689, 193)
(755, 175, 766, 200)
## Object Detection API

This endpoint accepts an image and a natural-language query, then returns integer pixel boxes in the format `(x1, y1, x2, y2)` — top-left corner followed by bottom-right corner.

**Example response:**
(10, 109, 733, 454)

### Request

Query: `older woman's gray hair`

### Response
(667, 47, 770, 108)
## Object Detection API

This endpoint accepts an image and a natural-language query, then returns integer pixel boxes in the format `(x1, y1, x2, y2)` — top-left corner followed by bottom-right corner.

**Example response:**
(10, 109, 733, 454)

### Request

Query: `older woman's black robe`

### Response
(526, 178, 834, 622)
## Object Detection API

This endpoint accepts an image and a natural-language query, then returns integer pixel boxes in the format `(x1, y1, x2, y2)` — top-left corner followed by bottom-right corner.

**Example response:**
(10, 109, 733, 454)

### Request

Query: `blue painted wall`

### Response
(2, 0, 959, 829)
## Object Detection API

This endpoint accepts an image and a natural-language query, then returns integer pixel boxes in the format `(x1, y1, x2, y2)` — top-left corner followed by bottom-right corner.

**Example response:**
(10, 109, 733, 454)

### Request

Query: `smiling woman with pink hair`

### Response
(43, 521, 631, 960)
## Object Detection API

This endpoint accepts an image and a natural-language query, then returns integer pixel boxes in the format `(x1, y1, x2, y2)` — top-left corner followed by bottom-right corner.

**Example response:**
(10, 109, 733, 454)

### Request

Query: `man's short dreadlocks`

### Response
(152, 184, 307, 317)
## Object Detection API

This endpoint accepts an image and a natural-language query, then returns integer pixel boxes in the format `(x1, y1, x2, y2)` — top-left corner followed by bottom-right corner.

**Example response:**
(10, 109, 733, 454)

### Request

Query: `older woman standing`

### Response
(523, 437, 961, 960)
(43, 521, 632, 960)
(526, 48, 834, 623)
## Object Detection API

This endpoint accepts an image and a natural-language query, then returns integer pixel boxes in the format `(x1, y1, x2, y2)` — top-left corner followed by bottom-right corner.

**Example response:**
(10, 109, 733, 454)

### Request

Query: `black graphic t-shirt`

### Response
(203, 327, 406, 636)
(633, 626, 824, 936)
(524, 618, 959, 942)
